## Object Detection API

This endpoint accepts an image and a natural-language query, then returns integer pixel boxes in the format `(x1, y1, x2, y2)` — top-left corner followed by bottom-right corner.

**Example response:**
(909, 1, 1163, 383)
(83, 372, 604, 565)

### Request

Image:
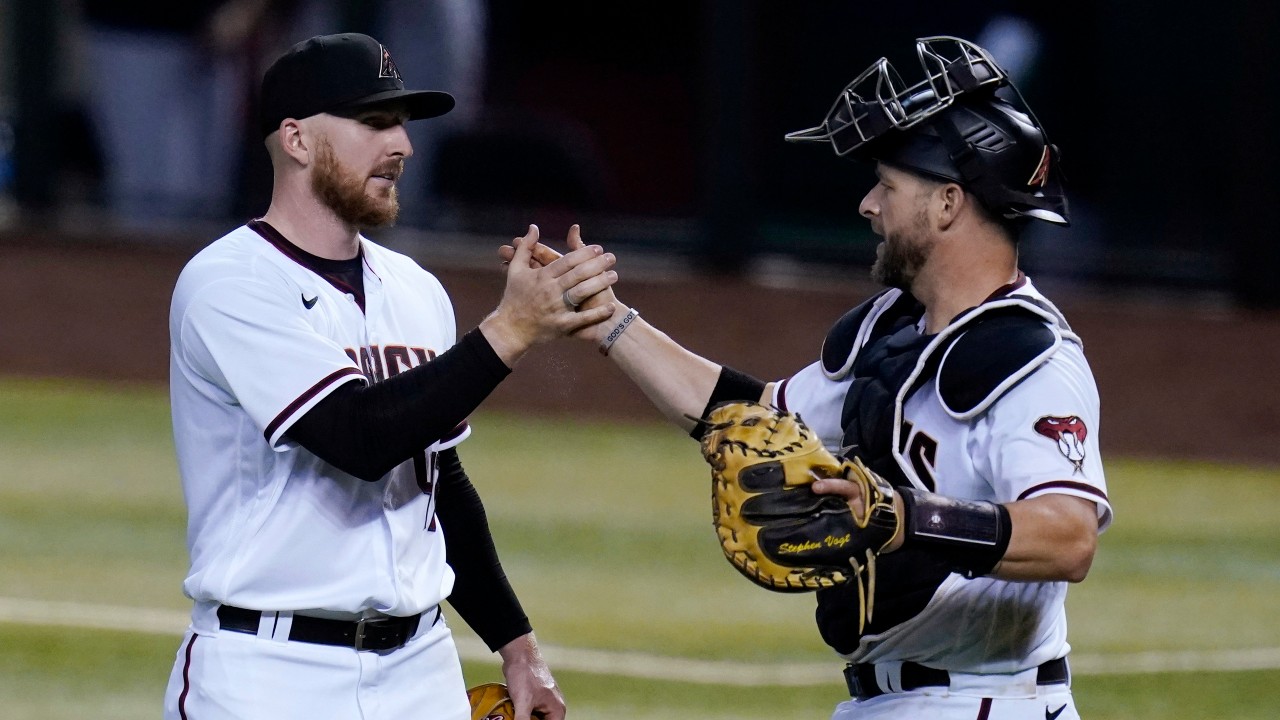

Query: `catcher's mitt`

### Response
(699, 401, 901, 628)
(467, 682, 515, 720)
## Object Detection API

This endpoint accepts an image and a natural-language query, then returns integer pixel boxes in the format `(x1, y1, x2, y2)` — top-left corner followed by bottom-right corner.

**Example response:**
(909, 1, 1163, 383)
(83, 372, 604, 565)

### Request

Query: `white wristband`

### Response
(599, 308, 640, 356)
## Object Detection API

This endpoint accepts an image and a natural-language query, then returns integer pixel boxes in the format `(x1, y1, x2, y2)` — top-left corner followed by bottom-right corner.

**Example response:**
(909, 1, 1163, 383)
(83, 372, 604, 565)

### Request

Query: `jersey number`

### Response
(900, 420, 939, 492)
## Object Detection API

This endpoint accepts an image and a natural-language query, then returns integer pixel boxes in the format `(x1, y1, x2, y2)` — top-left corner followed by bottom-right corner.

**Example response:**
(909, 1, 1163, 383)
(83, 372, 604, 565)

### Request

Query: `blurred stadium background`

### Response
(3, 1, 1279, 304)
(1, 1, 1279, 718)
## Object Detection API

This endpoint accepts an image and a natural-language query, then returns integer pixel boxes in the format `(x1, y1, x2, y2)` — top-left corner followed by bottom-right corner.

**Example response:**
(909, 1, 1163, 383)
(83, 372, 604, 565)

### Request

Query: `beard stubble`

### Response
(870, 205, 933, 289)
(311, 138, 402, 229)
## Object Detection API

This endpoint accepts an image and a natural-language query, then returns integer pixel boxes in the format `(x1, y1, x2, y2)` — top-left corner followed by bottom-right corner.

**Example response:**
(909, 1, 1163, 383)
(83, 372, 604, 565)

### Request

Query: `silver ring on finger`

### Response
(562, 289, 579, 311)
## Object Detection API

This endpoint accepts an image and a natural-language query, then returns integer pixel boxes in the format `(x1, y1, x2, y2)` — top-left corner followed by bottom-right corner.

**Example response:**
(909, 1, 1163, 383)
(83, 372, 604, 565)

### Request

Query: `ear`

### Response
(934, 183, 967, 231)
(278, 119, 311, 166)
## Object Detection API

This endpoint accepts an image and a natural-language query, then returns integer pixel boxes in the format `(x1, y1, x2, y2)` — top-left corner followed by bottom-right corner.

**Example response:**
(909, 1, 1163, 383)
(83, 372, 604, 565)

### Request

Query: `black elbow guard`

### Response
(898, 488, 1013, 579)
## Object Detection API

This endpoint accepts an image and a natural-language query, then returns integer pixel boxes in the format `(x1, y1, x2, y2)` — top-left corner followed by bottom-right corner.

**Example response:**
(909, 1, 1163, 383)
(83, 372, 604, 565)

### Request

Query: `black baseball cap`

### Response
(259, 33, 455, 139)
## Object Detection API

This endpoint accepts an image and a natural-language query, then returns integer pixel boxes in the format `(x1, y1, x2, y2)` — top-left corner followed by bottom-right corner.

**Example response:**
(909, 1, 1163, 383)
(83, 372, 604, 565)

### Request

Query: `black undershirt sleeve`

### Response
(286, 328, 511, 482)
(435, 447, 532, 651)
(689, 365, 768, 439)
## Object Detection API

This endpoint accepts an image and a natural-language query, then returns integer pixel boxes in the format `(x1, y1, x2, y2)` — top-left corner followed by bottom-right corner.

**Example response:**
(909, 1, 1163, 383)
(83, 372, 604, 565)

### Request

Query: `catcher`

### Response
(508, 36, 1110, 720)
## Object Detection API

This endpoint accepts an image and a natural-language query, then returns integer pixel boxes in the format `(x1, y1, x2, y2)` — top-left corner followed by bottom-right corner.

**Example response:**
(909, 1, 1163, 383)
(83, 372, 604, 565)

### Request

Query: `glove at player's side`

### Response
(699, 401, 901, 625)
(467, 682, 516, 720)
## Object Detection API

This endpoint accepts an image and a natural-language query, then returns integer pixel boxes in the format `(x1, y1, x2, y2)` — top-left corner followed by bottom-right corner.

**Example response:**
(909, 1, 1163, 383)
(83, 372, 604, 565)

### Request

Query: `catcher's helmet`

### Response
(787, 36, 1069, 226)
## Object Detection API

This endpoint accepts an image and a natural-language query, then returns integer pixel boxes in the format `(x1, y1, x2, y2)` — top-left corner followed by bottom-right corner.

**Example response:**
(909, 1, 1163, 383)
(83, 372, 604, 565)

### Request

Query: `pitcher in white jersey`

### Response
(509, 36, 1111, 719)
(164, 33, 619, 720)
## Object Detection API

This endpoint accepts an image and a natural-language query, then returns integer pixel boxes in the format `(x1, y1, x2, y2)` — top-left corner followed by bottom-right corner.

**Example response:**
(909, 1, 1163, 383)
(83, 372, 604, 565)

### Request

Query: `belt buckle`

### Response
(353, 617, 368, 651)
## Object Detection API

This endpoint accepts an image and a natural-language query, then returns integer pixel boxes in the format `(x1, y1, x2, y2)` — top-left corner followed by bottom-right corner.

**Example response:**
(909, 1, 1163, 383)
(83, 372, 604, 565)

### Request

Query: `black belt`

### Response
(844, 656, 1070, 700)
(217, 604, 439, 652)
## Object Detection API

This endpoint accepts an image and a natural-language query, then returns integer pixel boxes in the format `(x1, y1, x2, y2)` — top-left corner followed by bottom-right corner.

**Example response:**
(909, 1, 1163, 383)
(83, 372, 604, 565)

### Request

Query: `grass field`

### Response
(2, 376, 1279, 718)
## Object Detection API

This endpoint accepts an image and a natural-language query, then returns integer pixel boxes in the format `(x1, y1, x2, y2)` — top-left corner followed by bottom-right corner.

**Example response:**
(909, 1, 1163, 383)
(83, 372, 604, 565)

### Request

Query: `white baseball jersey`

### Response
(169, 221, 467, 630)
(774, 278, 1111, 674)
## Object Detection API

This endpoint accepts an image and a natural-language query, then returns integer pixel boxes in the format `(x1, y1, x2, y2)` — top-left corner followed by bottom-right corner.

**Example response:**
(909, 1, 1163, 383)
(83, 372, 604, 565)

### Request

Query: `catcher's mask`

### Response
(786, 36, 1069, 226)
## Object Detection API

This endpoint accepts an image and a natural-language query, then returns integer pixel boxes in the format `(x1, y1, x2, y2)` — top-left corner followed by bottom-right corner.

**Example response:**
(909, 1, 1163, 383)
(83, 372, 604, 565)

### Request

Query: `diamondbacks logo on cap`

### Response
(378, 44, 402, 81)
(1027, 146, 1052, 188)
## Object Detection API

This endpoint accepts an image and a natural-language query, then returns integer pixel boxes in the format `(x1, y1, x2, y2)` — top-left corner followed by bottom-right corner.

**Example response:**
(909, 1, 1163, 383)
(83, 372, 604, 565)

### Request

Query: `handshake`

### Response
(481, 223, 636, 366)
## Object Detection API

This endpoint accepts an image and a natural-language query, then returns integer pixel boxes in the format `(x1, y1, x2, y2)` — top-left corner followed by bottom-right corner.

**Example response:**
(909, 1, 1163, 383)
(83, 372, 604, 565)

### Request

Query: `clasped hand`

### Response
(482, 224, 618, 365)
(496, 224, 624, 344)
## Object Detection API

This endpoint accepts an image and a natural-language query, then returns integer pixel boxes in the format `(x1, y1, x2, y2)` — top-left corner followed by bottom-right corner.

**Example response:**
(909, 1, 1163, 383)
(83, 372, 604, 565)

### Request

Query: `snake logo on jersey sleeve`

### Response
(1033, 415, 1087, 474)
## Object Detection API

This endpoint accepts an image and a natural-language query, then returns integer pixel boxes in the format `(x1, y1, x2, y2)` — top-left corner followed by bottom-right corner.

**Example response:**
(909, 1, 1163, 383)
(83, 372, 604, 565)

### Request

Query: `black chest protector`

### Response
(837, 309, 930, 483)
(810, 287, 1072, 655)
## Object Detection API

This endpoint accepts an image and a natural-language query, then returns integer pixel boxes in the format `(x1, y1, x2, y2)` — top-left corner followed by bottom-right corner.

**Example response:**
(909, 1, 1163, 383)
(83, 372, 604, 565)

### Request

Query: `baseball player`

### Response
(514, 36, 1110, 719)
(163, 33, 617, 720)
